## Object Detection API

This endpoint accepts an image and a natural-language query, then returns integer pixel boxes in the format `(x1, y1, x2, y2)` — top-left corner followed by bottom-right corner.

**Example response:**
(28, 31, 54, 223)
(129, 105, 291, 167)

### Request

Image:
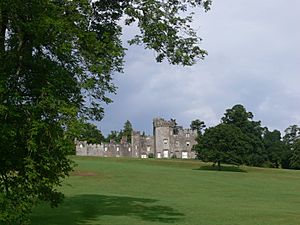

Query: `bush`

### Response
(148, 153, 154, 158)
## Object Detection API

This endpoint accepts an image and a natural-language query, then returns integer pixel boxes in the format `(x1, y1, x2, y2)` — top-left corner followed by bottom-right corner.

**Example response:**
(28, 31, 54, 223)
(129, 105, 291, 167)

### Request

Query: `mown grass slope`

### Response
(31, 156, 300, 225)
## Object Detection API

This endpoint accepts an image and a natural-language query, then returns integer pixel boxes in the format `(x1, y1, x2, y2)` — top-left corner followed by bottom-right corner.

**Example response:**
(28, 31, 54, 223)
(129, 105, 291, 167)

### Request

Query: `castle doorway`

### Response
(163, 150, 169, 158)
(182, 151, 188, 159)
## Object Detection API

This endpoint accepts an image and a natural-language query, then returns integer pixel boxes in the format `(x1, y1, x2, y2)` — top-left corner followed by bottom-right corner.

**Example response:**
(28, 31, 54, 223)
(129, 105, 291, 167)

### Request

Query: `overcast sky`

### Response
(97, 0, 300, 136)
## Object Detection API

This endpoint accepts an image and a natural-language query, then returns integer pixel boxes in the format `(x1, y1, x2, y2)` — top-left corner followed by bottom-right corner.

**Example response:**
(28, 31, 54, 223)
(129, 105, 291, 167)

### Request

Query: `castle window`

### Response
(175, 141, 179, 146)
(135, 145, 138, 150)
(147, 146, 151, 152)
(128, 147, 131, 152)
(186, 141, 190, 147)
(116, 146, 119, 151)
(163, 139, 168, 149)
(186, 133, 190, 138)
(104, 147, 108, 152)
(79, 144, 83, 148)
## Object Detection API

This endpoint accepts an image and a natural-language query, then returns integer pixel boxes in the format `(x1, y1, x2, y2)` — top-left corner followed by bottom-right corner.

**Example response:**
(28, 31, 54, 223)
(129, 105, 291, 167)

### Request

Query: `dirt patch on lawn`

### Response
(71, 171, 98, 177)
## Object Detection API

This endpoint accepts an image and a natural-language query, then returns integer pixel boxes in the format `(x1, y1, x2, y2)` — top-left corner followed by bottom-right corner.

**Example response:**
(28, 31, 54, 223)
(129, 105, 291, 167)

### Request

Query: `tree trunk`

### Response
(217, 161, 221, 171)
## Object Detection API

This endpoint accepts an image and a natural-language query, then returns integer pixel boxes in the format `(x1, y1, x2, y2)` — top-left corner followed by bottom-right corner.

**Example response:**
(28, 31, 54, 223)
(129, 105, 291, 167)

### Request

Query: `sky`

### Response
(97, 0, 300, 136)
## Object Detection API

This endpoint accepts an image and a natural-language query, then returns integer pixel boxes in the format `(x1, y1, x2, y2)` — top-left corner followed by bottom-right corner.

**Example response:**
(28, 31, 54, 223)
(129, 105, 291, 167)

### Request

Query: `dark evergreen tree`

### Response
(122, 120, 133, 143)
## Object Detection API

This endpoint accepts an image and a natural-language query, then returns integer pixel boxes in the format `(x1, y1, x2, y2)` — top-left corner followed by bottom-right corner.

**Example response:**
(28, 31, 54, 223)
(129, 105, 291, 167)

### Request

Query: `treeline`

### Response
(192, 104, 300, 170)
(105, 120, 133, 143)
(78, 120, 133, 144)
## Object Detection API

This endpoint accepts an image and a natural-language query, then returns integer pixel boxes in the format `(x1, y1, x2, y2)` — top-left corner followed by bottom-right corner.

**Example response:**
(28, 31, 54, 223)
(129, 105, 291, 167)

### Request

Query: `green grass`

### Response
(30, 156, 300, 225)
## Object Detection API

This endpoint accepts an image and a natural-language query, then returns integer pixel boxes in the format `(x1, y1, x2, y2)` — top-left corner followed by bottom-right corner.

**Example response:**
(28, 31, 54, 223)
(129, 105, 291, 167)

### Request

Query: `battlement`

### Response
(153, 118, 176, 128)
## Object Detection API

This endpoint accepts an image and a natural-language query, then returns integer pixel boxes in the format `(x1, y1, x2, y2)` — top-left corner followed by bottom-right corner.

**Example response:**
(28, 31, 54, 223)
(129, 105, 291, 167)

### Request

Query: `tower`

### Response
(153, 118, 176, 158)
(131, 131, 141, 158)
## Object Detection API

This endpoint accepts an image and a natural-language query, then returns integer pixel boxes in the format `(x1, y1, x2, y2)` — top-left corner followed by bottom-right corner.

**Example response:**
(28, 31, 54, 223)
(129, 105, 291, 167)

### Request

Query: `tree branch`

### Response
(0, 8, 8, 56)
(0, 171, 10, 194)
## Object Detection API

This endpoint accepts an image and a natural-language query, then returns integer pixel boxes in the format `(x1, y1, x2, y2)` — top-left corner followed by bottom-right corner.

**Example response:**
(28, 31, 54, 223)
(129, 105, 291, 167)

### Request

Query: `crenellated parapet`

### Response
(153, 118, 176, 128)
(76, 140, 132, 157)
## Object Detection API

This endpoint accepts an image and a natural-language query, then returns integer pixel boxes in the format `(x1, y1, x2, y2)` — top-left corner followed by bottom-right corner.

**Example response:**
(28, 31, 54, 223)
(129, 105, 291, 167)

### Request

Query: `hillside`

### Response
(31, 157, 300, 225)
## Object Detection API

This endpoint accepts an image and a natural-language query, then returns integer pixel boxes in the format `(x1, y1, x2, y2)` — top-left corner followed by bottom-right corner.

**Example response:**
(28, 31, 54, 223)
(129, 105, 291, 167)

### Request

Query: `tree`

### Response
(290, 140, 300, 169)
(0, 1, 211, 224)
(221, 104, 263, 137)
(78, 122, 105, 144)
(221, 104, 265, 166)
(122, 120, 133, 143)
(283, 125, 300, 146)
(194, 124, 249, 170)
(282, 125, 300, 169)
(262, 129, 287, 168)
(190, 119, 206, 135)
(106, 130, 120, 143)
(105, 120, 133, 143)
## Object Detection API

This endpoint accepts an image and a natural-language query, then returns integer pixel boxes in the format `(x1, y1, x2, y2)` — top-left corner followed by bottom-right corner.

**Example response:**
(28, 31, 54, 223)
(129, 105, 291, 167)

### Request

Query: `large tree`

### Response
(221, 104, 265, 166)
(194, 124, 249, 170)
(0, 0, 211, 224)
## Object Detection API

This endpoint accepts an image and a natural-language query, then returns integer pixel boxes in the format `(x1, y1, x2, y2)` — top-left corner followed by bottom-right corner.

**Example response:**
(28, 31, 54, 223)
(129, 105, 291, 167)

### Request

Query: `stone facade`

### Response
(76, 118, 197, 159)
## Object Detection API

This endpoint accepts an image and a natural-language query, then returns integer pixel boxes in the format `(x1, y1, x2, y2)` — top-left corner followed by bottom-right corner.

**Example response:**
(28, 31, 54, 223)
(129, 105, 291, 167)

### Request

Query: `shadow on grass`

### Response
(30, 194, 184, 225)
(194, 165, 247, 173)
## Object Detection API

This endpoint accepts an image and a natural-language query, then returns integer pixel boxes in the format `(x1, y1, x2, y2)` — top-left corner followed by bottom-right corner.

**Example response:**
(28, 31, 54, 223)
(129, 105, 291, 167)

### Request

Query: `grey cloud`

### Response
(98, 0, 300, 136)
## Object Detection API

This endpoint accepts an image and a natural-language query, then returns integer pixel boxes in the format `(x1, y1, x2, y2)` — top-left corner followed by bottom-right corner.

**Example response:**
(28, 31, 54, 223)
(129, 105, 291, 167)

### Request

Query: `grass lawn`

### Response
(30, 156, 300, 225)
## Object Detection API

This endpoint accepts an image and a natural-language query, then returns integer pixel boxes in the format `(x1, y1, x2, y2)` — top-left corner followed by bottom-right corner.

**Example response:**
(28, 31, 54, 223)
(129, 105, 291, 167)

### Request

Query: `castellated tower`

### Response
(153, 118, 176, 158)
(153, 118, 197, 159)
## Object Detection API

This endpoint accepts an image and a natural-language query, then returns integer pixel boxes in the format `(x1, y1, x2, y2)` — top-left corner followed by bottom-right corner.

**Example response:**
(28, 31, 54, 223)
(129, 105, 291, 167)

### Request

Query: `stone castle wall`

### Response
(76, 118, 197, 159)
(76, 141, 133, 157)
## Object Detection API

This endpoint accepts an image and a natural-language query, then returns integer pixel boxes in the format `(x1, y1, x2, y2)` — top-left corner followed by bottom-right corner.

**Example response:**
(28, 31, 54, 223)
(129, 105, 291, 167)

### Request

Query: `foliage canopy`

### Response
(194, 104, 297, 169)
(0, 0, 211, 224)
(195, 123, 249, 169)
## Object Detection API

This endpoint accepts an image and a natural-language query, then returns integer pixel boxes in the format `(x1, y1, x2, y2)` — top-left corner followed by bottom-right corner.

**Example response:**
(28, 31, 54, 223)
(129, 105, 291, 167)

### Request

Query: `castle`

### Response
(76, 118, 197, 159)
